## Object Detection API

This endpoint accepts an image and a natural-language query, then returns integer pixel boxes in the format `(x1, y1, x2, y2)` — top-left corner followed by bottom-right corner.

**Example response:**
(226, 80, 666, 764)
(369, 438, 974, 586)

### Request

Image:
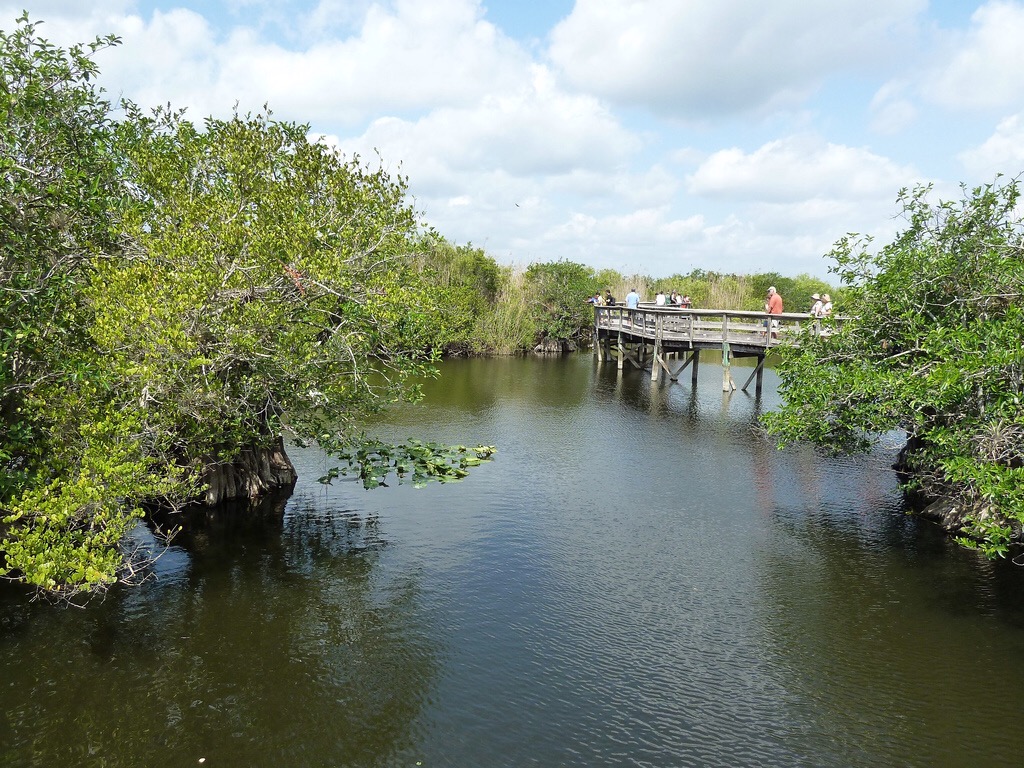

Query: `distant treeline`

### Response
(414, 240, 839, 355)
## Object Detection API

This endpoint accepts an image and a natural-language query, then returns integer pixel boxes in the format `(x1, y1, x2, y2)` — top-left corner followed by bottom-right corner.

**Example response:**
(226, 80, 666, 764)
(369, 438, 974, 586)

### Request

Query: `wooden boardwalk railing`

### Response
(593, 304, 828, 393)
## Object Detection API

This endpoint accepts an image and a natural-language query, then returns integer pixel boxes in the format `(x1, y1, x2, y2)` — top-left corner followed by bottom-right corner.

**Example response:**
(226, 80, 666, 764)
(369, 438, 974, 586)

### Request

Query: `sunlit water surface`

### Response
(3, 355, 1024, 767)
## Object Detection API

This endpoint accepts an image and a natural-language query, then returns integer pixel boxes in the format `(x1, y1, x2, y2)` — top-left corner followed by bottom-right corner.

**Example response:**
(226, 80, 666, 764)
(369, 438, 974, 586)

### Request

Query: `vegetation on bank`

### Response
(764, 179, 1024, 558)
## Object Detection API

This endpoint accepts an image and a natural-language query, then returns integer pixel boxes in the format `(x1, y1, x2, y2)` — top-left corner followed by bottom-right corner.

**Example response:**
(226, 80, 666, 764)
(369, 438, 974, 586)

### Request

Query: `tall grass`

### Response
(472, 266, 534, 354)
(605, 274, 652, 304)
(631, 273, 753, 309)
(705, 274, 754, 310)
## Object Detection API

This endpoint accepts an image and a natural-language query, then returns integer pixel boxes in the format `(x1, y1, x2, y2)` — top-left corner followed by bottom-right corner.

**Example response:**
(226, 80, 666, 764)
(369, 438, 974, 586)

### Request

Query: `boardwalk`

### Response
(593, 304, 819, 394)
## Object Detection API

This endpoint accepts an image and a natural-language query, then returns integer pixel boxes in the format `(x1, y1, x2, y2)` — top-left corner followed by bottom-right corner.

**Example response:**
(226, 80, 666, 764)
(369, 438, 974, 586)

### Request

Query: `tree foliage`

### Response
(406, 237, 502, 354)
(105, 103, 439, 469)
(763, 179, 1024, 555)
(0, 17, 479, 599)
(524, 259, 601, 344)
(1, 15, 143, 596)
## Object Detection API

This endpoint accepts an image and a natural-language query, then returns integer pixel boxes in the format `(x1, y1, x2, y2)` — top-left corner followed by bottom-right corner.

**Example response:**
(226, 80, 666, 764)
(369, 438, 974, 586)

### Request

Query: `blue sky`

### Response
(6, 1, 1024, 280)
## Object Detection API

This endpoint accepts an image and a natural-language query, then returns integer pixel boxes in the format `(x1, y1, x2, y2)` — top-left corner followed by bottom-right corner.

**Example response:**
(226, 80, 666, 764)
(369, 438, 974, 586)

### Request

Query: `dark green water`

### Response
(3, 355, 1024, 767)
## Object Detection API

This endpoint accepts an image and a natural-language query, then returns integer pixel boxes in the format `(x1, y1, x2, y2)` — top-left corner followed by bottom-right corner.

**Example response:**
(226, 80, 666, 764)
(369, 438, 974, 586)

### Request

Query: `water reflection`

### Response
(756, 494, 1024, 766)
(0, 498, 438, 768)
(3, 354, 1024, 768)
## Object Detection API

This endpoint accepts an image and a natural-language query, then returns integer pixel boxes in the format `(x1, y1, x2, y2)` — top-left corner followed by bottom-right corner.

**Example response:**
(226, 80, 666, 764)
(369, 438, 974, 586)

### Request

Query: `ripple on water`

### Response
(4, 356, 1024, 767)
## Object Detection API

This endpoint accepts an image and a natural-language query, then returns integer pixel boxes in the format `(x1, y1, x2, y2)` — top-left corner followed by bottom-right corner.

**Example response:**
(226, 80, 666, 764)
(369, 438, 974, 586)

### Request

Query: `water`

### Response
(3, 355, 1024, 767)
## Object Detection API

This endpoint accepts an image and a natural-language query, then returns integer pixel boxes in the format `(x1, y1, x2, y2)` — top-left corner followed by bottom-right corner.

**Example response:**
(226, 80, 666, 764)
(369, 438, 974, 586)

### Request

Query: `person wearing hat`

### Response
(810, 293, 823, 317)
(763, 285, 783, 339)
(821, 294, 832, 316)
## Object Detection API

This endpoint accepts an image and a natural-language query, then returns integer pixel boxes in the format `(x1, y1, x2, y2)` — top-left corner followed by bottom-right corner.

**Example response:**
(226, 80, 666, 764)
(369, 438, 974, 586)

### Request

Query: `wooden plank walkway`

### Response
(593, 304, 820, 394)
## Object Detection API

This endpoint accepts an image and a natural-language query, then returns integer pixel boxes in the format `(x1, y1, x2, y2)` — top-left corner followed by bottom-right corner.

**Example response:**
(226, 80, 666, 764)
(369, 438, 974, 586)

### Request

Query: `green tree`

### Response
(763, 179, 1024, 555)
(1, 18, 488, 599)
(102, 104, 440, 500)
(407, 237, 502, 354)
(790, 273, 835, 314)
(1, 16, 121, 496)
(524, 259, 600, 345)
(1, 16, 141, 595)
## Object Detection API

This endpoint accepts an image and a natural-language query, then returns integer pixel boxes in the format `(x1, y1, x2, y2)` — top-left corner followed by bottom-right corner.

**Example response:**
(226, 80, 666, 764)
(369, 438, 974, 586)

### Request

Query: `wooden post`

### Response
(617, 328, 625, 370)
(692, 350, 699, 386)
(721, 314, 731, 391)
(651, 313, 662, 381)
(740, 355, 766, 393)
(722, 341, 736, 391)
(669, 350, 695, 382)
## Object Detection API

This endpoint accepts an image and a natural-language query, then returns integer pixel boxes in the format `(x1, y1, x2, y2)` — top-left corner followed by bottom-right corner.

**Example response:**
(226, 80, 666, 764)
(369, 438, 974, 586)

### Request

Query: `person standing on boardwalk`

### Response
(821, 294, 832, 316)
(765, 286, 783, 339)
(625, 288, 640, 309)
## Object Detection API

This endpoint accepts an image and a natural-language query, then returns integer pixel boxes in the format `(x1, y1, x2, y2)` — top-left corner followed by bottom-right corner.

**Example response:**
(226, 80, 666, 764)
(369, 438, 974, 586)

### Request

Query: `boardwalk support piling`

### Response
(668, 350, 697, 382)
(722, 340, 736, 392)
(740, 355, 766, 394)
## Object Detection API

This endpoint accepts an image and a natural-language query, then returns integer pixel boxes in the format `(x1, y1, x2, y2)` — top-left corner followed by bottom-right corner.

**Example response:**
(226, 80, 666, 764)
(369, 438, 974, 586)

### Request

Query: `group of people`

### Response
(589, 285, 830, 317)
(809, 292, 833, 318)
(588, 291, 618, 306)
(655, 290, 693, 308)
(763, 286, 833, 318)
(590, 289, 692, 308)
(762, 286, 833, 339)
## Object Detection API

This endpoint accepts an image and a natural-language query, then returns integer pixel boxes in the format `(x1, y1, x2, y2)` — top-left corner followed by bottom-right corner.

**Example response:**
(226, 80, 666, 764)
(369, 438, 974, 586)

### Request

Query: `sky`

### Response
(5, 1, 1024, 280)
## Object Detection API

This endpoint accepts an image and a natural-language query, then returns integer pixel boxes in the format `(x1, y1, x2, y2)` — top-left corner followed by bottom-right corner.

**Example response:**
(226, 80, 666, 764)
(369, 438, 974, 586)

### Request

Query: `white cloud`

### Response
(330, 64, 641, 191)
(959, 114, 1024, 178)
(869, 81, 918, 134)
(686, 136, 920, 202)
(5, 0, 530, 126)
(2, 0, 994, 280)
(0, 1, 136, 25)
(548, 0, 926, 117)
(295, 0, 375, 39)
(925, 1, 1024, 110)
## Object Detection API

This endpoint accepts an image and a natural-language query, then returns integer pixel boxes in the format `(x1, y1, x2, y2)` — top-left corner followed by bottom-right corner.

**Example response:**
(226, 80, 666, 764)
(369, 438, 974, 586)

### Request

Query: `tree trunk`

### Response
(202, 435, 297, 506)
